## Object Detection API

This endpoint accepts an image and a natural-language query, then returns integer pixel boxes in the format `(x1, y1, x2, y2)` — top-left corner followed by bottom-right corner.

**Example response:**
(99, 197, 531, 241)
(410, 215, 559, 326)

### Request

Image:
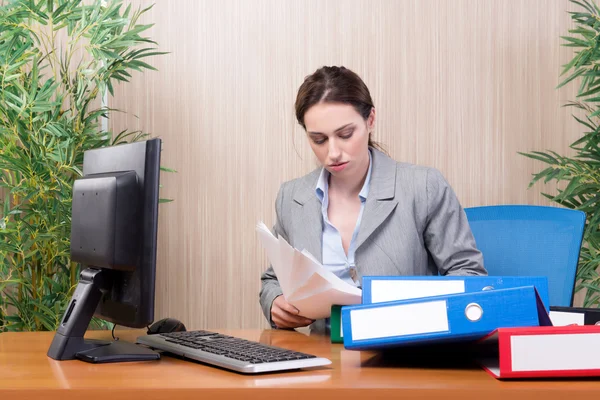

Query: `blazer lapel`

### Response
(290, 148, 397, 261)
(354, 148, 398, 252)
(292, 169, 323, 263)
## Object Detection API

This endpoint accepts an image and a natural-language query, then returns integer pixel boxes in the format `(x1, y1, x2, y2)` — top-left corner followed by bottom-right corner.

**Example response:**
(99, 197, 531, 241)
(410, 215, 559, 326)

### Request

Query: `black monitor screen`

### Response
(78, 139, 161, 328)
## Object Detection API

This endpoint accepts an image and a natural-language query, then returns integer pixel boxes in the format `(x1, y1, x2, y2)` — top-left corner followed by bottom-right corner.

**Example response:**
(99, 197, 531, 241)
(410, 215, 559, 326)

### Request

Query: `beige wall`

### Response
(109, 0, 583, 329)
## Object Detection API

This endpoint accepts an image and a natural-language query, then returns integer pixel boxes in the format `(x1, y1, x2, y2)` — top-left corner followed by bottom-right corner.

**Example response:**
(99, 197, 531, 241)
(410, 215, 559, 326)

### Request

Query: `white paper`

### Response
(256, 222, 362, 319)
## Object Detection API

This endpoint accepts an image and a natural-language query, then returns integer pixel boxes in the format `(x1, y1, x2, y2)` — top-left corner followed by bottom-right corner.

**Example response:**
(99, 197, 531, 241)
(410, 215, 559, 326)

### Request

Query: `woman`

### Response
(260, 66, 486, 333)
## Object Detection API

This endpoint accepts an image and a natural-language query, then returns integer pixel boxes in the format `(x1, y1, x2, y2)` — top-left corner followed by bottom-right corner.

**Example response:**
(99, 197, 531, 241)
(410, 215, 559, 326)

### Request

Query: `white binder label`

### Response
(371, 280, 465, 303)
(511, 333, 600, 371)
(549, 311, 585, 326)
(350, 300, 449, 341)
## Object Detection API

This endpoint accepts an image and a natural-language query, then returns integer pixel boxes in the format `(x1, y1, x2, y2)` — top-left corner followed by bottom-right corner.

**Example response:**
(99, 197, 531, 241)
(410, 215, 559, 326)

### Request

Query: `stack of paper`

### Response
(256, 222, 362, 319)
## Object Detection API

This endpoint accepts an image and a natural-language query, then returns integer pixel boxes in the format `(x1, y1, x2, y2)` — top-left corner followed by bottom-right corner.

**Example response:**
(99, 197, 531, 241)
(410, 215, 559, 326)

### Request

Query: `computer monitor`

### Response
(47, 138, 162, 363)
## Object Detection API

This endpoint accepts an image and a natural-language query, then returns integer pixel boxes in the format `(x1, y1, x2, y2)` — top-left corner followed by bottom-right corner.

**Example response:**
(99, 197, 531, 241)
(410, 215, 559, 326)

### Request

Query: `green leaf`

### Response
(572, 0, 596, 14)
(518, 151, 559, 165)
(561, 35, 591, 47)
(52, 2, 70, 19)
(572, 115, 597, 131)
(127, 59, 158, 71)
(572, 133, 594, 147)
(589, 107, 600, 118)
(558, 68, 586, 89)
(106, 79, 114, 96)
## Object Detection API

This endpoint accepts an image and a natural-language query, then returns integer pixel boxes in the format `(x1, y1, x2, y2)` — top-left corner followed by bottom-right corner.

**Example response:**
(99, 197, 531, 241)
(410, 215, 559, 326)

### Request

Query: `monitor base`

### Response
(76, 339, 160, 363)
(47, 268, 159, 363)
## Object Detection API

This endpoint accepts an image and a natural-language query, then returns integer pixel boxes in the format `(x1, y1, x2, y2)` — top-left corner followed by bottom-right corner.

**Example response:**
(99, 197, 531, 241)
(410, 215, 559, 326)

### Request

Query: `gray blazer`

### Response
(259, 148, 486, 333)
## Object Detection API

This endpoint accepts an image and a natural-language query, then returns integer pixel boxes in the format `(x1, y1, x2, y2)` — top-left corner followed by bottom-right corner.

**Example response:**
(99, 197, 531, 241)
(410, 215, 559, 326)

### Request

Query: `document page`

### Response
(256, 222, 362, 319)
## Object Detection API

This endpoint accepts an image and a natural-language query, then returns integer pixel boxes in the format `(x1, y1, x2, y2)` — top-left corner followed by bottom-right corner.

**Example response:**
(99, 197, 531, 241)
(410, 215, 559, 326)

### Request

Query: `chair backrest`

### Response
(464, 205, 586, 307)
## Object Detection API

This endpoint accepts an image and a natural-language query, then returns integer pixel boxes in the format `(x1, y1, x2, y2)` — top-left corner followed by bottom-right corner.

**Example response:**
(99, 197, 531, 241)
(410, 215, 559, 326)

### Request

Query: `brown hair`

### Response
(294, 66, 385, 152)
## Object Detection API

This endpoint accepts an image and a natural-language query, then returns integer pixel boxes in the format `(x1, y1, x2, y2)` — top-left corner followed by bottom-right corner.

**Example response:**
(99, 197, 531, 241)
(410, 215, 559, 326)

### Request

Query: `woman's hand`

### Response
(271, 295, 314, 329)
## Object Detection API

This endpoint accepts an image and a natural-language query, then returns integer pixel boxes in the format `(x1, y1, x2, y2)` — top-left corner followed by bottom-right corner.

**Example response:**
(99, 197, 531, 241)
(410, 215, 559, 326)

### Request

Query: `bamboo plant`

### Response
(521, 0, 600, 307)
(0, 0, 165, 331)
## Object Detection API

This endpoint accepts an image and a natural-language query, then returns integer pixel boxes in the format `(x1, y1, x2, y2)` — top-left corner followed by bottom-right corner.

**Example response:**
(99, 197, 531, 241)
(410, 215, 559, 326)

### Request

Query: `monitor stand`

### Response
(47, 268, 159, 363)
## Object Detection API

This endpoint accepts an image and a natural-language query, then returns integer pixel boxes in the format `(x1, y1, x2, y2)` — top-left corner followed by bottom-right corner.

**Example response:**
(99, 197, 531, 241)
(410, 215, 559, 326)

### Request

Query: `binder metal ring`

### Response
(465, 303, 483, 322)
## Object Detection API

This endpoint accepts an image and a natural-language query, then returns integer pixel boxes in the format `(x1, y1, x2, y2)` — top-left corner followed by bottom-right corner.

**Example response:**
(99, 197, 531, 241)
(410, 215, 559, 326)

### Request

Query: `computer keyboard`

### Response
(136, 330, 332, 373)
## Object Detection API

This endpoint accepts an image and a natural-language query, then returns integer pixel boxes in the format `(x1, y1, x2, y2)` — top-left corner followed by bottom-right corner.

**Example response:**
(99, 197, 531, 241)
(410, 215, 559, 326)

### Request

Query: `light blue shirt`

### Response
(315, 150, 373, 288)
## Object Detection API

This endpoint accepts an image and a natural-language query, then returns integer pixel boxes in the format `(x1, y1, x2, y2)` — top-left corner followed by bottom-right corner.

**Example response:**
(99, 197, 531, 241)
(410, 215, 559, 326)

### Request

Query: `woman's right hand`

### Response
(271, 295, 314, 329)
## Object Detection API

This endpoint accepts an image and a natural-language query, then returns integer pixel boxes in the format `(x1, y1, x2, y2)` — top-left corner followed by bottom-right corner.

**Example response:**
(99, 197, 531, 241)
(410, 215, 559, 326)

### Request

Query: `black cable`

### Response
(111, 323, 119, 341)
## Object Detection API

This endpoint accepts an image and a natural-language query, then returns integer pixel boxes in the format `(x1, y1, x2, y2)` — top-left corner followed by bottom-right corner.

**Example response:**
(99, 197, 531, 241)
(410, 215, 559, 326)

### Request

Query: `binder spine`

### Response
(361, 276, 550, 312)
(343, 286, 543, 350)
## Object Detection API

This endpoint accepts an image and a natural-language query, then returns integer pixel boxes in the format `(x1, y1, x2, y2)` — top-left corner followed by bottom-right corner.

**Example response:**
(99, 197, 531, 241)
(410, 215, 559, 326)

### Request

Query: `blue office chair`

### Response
(464, 205, 586, 307)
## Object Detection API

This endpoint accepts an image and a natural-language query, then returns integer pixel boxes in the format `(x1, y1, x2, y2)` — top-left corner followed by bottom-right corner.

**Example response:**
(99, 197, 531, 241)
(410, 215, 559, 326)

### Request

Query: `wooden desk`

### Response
(1, 329, 599, 399)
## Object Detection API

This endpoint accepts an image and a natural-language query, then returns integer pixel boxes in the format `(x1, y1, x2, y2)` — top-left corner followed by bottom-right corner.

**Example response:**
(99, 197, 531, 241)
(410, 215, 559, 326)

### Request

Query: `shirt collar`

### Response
(315, 149, 373, 203)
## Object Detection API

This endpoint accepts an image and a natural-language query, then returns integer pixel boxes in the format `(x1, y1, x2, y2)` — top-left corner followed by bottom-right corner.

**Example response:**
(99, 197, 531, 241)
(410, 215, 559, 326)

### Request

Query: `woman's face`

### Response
(303, 102, 375, 178)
